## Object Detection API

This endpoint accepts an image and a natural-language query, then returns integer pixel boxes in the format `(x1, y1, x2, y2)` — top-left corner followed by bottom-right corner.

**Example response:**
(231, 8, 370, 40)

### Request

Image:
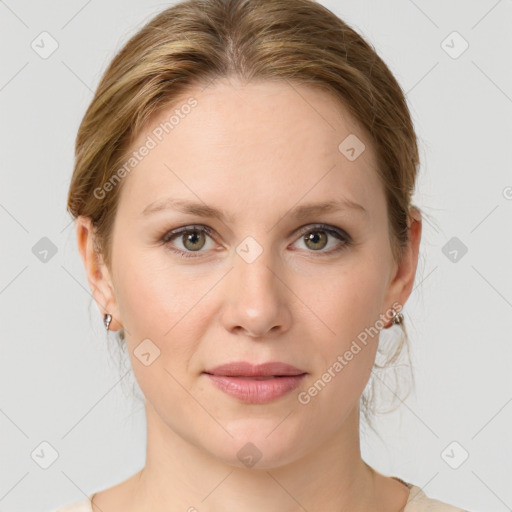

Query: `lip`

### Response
(204, 374, 307, 404)
(203, 361, 306, 377)
(203, 361, 307, 404)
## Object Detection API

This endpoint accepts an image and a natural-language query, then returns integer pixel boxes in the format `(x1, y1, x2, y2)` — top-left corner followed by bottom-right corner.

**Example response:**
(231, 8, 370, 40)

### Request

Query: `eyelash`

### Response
(160, 223, 352, 259)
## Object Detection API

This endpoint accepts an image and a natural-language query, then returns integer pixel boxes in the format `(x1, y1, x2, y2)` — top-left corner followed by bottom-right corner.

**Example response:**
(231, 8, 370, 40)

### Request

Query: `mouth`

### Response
(202, 361, 307, 404)
(204, 374, 304, 380)
(203, 361, 307, 378)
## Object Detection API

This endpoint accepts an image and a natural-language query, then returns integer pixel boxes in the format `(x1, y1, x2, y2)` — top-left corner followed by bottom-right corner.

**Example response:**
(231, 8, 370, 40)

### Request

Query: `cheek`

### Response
(113, 254, 200, 399)
(113, 249, 209, 367)
(113, 249, 187, 333)
(317, 259, 388, 342)
(306, 254, 388, 397)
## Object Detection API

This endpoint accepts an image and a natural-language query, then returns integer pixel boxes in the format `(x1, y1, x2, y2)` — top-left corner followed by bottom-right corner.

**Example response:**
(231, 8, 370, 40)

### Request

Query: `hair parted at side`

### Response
(67, 0, 422, 435)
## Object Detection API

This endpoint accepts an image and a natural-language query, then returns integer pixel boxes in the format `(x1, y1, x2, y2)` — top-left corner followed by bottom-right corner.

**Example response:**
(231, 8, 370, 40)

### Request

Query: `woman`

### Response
(57, 0, 470, 510)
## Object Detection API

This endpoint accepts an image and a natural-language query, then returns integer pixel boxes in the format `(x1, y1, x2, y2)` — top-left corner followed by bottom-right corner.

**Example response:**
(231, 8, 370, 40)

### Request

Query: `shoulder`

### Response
(50, 496, 93, 512)
(405, 484, 470, 512)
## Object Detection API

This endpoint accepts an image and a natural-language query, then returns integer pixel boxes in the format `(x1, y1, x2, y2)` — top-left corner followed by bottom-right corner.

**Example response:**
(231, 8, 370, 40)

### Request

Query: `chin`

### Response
(207, 422, 308, 470)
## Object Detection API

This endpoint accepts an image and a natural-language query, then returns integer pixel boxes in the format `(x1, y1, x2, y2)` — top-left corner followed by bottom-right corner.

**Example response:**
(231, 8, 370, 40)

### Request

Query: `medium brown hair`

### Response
(67, 0, 421, 433)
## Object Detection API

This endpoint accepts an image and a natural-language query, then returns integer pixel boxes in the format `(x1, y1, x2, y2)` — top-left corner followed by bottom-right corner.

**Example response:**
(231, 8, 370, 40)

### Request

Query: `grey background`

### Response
(1, 1, 511, 511)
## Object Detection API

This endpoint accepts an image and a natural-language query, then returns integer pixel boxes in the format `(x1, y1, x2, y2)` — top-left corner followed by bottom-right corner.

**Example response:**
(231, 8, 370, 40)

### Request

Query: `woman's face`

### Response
(85, 76, 419, 468)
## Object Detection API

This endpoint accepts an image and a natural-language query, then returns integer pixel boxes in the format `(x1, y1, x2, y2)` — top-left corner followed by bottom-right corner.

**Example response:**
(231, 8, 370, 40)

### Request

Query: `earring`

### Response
(104, 313, 112, 331)
(391, 308, 404, 326)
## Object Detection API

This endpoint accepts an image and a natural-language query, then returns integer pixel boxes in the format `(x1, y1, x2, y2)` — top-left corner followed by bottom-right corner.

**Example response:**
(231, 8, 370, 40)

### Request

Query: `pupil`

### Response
(186, 231, 202, 250)
(306, 231, 326, 250)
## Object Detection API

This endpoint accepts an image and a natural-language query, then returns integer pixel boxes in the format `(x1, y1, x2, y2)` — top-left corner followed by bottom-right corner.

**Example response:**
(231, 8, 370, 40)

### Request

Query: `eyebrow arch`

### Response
(141, 197, 368, 223)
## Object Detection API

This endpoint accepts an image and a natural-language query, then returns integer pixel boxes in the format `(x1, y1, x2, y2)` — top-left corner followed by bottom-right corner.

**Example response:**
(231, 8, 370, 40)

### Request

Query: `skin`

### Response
(76, 75, 422, 512)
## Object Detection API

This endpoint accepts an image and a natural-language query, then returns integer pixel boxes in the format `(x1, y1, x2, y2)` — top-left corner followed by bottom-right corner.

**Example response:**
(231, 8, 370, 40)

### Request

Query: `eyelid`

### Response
(161, 223, 351, 257)
(161, 224, 216, 244)
(294, 223, 349, 239)
(163, 223, 349, 242)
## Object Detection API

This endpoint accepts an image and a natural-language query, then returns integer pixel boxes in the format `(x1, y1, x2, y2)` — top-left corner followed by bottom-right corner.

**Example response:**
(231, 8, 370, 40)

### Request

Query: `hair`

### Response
(67, 0, 423, 437)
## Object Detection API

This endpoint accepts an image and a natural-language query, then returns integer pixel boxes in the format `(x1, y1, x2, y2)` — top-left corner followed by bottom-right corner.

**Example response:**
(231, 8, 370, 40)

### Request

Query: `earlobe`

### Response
(75, 216, 121, 331)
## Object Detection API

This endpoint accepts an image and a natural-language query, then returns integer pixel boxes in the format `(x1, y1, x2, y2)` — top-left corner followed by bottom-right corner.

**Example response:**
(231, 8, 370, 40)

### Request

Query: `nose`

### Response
(220, 247, 292, 339)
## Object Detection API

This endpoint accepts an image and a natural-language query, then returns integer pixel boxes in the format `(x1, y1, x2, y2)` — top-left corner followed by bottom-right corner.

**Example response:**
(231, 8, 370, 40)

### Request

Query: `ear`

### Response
(382, 208, 422, 328)
(75, 216, 122, 331)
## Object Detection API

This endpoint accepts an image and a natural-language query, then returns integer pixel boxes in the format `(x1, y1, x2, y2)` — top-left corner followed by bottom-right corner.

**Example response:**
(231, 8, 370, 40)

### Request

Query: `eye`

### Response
(292, 224, 352, 255)
(161, 225, 216, 258)
(161, 223, 352, 259)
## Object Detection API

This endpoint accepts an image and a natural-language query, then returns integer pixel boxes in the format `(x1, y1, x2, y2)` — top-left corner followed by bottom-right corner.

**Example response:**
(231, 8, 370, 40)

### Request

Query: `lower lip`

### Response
(204, 373, 307, 404)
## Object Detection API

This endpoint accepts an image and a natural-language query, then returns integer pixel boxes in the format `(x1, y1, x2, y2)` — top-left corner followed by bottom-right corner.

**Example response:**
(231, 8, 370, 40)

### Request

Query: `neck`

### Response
(125, 400, 380, 512)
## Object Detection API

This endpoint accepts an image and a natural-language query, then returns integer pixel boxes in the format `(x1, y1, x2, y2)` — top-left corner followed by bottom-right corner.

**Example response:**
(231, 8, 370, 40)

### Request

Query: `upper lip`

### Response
(203, 361, 307, 377)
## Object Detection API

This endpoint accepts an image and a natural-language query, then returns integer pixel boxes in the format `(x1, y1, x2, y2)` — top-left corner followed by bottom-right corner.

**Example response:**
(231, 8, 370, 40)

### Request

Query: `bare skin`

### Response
(77, 75, 421, 512)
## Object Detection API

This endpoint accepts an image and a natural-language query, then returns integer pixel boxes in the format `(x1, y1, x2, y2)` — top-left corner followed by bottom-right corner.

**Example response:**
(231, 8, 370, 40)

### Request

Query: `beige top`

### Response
(52, 478, 470, 511)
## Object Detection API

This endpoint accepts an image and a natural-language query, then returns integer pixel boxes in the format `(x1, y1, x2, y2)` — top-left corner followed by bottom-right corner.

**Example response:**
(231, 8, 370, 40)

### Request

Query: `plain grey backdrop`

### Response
(1, 1, 511, 511)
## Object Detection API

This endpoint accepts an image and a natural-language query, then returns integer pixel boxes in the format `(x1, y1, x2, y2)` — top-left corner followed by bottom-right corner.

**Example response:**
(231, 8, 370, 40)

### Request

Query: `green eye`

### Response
(162, 224, 352, 259)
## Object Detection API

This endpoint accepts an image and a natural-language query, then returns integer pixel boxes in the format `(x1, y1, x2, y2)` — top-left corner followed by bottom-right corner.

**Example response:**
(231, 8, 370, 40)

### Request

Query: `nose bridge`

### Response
(234, 234, 281, 301)
(222, 233, 291, 337)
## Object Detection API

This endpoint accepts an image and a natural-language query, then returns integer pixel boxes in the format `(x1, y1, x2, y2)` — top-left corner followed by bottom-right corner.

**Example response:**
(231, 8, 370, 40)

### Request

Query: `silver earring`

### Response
(391, 308, 404, 326)
(104, 313, 112, 331)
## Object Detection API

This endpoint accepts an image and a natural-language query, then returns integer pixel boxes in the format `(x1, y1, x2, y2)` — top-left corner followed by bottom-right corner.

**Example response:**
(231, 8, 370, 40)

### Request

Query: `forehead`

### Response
(119, 76, 383, 222)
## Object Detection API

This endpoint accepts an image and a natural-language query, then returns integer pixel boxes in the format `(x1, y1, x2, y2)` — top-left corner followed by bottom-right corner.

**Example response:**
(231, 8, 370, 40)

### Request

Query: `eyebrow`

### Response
(141, 197, 367, 223)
